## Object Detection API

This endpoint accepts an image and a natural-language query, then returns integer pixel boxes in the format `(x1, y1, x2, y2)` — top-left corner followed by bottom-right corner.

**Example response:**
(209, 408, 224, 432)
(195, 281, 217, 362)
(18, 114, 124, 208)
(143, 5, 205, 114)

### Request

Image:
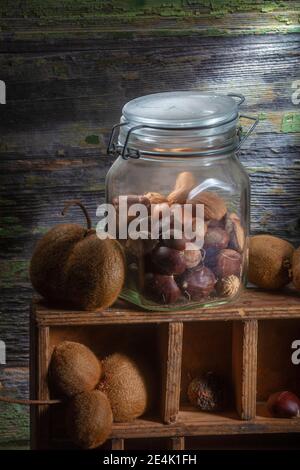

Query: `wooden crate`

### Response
(30, 288, 300, 450)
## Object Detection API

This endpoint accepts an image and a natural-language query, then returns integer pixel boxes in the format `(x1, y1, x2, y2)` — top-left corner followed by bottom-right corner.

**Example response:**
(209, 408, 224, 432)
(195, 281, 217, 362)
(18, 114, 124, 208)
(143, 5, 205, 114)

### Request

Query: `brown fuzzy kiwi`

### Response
(30, 205, 89, 302)
(99, 353, 149, 423)
(66, 390, 113, 449)
(30, 200, 125, 310)
(292, 247, 300, 291)
(50, 341, 101, 397)
(249, 235, 294, 290)
(63, 235, 125, 310)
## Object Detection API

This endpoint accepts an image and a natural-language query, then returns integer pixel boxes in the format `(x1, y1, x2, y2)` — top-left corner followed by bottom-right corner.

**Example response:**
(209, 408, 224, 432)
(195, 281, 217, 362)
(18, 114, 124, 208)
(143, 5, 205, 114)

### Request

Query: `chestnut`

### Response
(162, 229, 186, 251)
(204, 227, 229, 251)
(178, 266, 216, 300)
(151, 246, 186, 275)
(215, 249, 242, 278)
(184, 243, 202, 268)
(144, 273, 181, 304)
(267, 391, 300, 418)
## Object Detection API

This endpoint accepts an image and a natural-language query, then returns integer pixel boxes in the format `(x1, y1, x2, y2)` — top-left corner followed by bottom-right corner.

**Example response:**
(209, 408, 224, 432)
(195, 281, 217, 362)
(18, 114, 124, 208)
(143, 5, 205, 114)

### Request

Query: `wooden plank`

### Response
(0, 3, 299, 52)
(32, 289, 300, 326)
(232, 320, 258, 420)
(170, 437, 185, 450)
(111, 438, 124, 450)
(33, 327, 50, 449)
(160, 323, 183, 424)
(50, 409, 300, 442)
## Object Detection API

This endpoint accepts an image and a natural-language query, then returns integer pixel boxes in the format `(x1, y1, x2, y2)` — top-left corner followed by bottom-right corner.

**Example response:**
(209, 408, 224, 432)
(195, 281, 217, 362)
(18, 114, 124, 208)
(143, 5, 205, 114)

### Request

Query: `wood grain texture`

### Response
(232, 320, 258, 420)
(170, 436, 185, 450)
(32, 288, 300, 325)
(111, 438, 124, 450)
(160, 322, 183, 424)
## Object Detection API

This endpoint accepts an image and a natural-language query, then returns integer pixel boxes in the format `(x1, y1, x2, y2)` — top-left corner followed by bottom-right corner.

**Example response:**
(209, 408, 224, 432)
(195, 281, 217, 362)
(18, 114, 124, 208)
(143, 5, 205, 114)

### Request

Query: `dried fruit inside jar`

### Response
(113, 184, 245, 307)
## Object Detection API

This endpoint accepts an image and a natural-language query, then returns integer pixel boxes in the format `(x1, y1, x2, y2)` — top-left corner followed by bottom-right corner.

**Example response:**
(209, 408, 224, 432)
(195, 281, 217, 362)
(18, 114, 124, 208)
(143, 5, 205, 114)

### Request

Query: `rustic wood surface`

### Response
(0, 0, 300, 448)
(33, 287, 300, 324)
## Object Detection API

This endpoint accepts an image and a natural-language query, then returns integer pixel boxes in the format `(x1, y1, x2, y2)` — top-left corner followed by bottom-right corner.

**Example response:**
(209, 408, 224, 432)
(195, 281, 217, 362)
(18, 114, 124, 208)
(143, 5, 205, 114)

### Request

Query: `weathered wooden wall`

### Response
(0, 0, 299, 448)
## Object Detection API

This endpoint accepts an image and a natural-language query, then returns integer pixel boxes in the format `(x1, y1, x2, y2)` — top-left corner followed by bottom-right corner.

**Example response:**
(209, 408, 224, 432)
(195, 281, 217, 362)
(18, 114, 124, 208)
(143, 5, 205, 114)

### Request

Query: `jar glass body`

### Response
(105, 151, 250, 311)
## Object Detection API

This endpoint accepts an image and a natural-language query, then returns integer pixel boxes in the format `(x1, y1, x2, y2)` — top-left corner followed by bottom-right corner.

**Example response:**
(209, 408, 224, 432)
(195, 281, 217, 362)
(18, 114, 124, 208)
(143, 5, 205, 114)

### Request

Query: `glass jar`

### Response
(105, 91, 258, 311)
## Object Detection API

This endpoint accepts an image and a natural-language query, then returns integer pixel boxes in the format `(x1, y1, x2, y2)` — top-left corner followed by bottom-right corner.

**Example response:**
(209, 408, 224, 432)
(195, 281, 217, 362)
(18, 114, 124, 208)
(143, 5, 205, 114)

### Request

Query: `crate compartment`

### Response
(257, 319, 300, 418)
(47, 324, 163, 446)
(180, 321, 237, 419)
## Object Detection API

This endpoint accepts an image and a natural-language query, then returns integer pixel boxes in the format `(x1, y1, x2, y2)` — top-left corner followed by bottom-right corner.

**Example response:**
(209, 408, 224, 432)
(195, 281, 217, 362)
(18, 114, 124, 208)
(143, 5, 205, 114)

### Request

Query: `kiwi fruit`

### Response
(292, 247, 300, 291)
(249, 235, 294, 290)
(30, 200, 125, 310)
(99, 353, 149, 423)
(50, 341, 101, 397)
(66, 390, 113, 449)
(63, 235, 125, 310)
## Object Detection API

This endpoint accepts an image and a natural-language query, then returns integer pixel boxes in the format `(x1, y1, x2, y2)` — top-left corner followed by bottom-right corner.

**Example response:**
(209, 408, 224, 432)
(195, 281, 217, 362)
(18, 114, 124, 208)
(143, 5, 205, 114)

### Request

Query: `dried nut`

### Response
(178, 266, 216, 300)
(215, 249, 242, 278)
(152, 246, 186, 275)
(145, 273, 181, 304)
(113, 194, 151, 211)
(187, 372, 226, 412)
(184, 243, 202, 268)
(167, 172, 196, 205)
(208, 218, 226, 229)
(144, 192, 168, 204)
(292, 247, 300, 291)
(225, 213, 245, 253)
(204, 227, 229, 251)
(187, 191, 227, 221)
(162, 230, 186, 251)
(185, 217, 207, 242)
(267, 391, 300, 418)
(217, 275, 240, 297)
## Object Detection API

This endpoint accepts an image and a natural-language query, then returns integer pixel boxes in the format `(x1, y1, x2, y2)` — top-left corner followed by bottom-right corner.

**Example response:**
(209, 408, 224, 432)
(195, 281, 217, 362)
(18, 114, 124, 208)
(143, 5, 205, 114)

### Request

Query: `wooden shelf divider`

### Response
(160, 322, 183, 424)
(232, 320, 258, 420)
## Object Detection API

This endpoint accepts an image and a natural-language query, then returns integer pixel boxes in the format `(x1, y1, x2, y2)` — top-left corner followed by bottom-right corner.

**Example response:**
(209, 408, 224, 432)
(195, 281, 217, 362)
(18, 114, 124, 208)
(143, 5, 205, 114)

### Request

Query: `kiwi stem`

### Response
(0, 396, 62, 406)
(62, 200, 92, 230)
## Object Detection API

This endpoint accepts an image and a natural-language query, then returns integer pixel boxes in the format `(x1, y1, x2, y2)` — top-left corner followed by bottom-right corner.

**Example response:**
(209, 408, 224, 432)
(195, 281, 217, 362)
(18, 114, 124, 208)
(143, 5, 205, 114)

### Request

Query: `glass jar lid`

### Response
(122, 91, 240, 129)
(107, 91, 258, 158)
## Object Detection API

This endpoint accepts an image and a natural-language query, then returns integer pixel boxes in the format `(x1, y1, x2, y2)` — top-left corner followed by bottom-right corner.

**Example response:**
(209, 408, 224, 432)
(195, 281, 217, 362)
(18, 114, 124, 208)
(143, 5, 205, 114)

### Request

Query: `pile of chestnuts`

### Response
(113, 172, 245, 306)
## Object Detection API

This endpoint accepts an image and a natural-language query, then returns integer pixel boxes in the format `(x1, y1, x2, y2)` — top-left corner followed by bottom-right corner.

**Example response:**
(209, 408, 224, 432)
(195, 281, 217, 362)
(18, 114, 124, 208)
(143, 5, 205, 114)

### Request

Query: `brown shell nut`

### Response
(249, 235, 294, 290)
(167, 171, 196, 205)
(144, 192, 168, 204)
(145, 273, 181, 304)
(225, 213, 245, 253)
(184, 243, 202, 268)
(292, 247, 300, 291)
(204, 227, 229, 251)
(217, 275, 241, 298)
(178, 266, 216, 300)
(215, 249, 242, 278)
(187, 372, 226, 412)
(187, 191, 227, 221)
